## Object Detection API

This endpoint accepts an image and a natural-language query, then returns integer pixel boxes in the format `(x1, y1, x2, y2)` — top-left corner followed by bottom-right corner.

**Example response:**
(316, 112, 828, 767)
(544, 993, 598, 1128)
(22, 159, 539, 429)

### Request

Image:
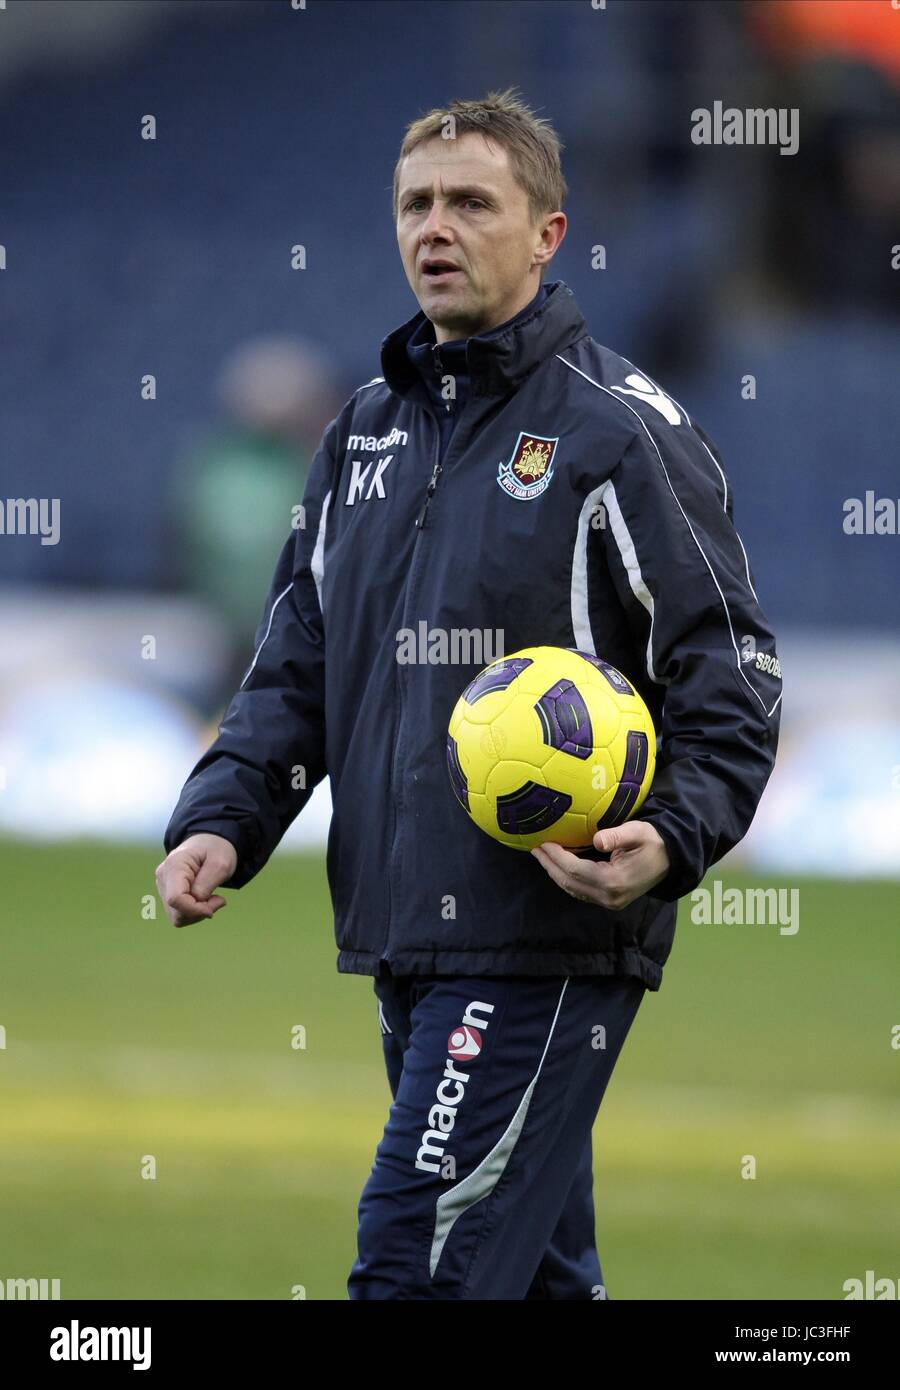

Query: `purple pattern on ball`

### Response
(568, 648, 635, 697)
(496, 780, 572, 835)
(534, 679, 593, 759)
(596, 730, 649, 829)
(463, 656, 533, 705)
(446, 735, 469, 810)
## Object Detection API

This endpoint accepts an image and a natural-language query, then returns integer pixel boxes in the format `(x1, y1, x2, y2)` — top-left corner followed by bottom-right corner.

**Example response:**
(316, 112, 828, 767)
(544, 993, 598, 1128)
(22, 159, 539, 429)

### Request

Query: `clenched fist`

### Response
(155, 833, 238, 927)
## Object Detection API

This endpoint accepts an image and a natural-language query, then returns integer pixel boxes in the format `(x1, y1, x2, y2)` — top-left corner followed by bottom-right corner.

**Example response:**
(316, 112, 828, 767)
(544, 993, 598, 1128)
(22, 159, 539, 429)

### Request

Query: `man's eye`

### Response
(406, 199, 427, 212)
(465, 199, 486, 210)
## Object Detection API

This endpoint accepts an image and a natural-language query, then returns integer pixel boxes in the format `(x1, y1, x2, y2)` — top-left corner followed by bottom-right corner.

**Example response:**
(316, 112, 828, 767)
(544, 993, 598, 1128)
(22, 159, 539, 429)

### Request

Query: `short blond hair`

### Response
(392, 86, 568, 225)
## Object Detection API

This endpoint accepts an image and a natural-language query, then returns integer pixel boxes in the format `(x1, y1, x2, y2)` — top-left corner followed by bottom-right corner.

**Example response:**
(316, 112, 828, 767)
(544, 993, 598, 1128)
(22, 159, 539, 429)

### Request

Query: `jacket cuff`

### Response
(161, 818, 258, 889)
(637, 812, 701, 903)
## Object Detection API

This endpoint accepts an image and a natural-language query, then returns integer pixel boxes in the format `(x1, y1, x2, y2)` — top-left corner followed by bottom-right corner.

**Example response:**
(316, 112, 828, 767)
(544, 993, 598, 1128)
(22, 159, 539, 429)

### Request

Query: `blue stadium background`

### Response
(3, 0, 898, 628)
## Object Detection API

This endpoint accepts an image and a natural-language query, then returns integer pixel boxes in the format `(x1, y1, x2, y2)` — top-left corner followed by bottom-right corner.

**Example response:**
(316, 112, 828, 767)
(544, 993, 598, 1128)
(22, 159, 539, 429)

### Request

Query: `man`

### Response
(158, 89, 782, 1300)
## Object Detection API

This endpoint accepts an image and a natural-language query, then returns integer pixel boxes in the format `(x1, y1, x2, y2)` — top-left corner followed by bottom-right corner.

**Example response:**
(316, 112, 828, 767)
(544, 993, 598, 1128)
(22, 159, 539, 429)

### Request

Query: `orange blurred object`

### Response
(751, 0, 900, 83)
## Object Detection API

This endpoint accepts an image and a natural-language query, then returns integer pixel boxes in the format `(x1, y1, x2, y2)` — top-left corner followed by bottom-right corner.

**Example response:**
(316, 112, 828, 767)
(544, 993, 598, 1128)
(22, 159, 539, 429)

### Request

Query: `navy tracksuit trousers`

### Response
(347, 969, 646, 1300)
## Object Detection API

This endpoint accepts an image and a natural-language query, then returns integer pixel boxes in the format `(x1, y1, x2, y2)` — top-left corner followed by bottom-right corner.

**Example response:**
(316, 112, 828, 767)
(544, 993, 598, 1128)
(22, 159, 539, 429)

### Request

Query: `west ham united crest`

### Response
(497, 431, 559, 501)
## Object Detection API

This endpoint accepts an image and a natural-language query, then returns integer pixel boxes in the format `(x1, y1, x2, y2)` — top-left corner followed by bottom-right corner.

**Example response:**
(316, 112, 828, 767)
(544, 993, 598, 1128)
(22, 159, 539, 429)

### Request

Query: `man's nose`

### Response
(420, 201, 453, 242)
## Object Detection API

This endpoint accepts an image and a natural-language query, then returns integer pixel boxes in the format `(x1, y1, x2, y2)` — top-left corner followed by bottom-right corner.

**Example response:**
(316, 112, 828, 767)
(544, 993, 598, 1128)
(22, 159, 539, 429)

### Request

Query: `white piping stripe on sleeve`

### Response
(557, 355, 780, 720)
(310, 488, 331, 614)
(239, 583, 292, 690)
(667, 412, 757, 603)
(603, 481, 667, 686)
(429, 979, 570, 1279)
(615, 354, 763, 601)
(734, 530, 758, 604)
(571, 483, 667, 687)
(570, 485, 607, 658)
(616, 353, 730, 514)
(691, 427, 730, 514)
(239, 487, 332, 691)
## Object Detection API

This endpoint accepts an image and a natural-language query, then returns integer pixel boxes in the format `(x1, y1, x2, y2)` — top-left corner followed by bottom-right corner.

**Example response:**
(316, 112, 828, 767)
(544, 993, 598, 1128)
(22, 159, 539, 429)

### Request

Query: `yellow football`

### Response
(446, 645, 656, 850)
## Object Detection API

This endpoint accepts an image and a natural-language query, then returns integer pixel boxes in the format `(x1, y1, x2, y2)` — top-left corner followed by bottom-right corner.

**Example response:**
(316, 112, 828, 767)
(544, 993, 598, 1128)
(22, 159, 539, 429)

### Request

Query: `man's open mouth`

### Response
(422, 261, 462, 281)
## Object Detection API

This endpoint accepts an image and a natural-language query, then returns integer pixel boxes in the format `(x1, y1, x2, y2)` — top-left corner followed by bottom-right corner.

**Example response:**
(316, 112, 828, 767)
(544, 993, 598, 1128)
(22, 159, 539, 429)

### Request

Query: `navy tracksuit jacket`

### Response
(164, 277, 782, 991)
(163, 279, 782, 1297)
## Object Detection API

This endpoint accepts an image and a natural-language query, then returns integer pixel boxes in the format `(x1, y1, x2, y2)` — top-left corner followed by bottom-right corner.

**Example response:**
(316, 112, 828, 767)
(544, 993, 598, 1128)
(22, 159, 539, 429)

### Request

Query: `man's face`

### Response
(396, 132, 565, 343)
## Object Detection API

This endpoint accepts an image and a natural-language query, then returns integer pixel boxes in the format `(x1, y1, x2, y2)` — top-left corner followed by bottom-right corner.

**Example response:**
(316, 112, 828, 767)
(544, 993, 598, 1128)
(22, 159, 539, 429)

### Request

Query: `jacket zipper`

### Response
(415, 458, 443, 529)
(415, 343, 450, 528)
(384, 414, 443, 961)
(384, 381, 482, 962)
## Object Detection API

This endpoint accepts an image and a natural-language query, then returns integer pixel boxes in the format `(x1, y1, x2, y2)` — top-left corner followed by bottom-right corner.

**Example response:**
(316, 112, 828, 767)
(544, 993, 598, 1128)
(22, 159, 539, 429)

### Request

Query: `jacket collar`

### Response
(380, 279, 586, 401)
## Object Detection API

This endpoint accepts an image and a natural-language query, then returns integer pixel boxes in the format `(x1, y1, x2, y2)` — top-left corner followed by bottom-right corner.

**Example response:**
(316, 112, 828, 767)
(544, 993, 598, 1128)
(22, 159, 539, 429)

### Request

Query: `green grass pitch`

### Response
(0, 839, 897, 1300)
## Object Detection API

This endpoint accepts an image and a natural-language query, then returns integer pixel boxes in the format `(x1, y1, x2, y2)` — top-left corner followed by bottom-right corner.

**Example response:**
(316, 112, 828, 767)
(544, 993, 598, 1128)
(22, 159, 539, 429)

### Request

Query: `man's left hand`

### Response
(530, 820, 670, 910)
